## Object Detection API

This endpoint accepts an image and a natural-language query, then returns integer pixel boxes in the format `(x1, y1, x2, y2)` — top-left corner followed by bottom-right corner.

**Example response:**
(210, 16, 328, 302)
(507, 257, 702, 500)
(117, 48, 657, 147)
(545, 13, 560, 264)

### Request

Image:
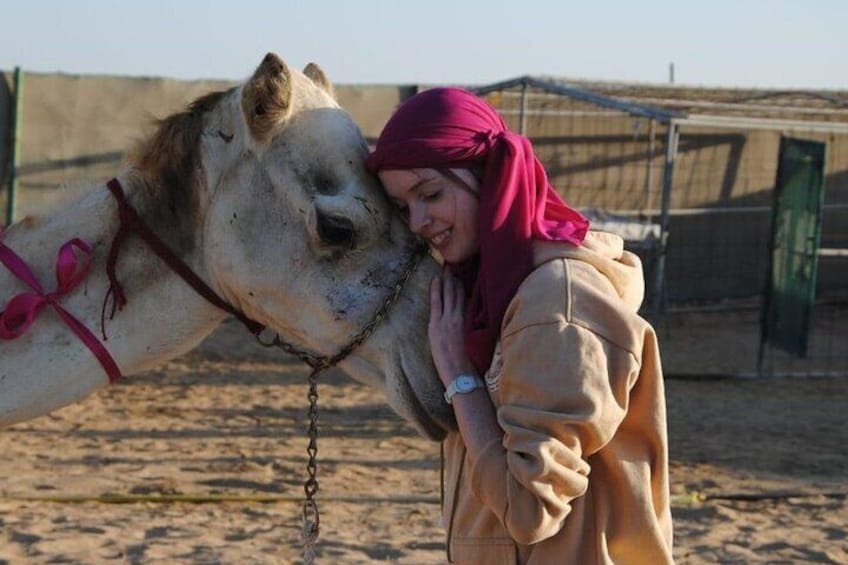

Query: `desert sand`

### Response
(1, 319, 845, 564)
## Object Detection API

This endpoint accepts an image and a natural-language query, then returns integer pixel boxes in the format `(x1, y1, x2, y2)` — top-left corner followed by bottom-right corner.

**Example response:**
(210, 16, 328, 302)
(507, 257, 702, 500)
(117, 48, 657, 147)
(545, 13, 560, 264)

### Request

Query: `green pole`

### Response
(5, 66, 23, 226)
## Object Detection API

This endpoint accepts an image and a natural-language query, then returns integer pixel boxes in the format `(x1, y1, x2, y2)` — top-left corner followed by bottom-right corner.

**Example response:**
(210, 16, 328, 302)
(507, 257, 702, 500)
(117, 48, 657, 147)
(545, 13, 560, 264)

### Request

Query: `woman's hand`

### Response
(429, 268, 476, 386)
(430, 269, 502, 465)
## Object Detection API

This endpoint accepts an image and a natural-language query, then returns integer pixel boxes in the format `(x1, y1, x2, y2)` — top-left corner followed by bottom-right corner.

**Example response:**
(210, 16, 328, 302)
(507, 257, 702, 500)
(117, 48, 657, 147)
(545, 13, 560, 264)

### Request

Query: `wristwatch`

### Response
(443, 373, 485, 404)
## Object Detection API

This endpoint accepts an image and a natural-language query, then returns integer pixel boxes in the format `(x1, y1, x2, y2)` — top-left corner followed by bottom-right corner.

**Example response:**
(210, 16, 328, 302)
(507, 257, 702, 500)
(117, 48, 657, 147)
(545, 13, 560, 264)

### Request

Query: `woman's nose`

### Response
(407, 203, 430, 233)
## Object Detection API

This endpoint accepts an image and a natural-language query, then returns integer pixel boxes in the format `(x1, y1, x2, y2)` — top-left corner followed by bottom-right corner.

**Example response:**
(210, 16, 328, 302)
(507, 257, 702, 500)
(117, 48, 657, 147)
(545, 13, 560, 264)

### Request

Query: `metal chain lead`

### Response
(257, 244, 426, 564)
(300, 365, 321, 564)
(266, 243, 427, 371)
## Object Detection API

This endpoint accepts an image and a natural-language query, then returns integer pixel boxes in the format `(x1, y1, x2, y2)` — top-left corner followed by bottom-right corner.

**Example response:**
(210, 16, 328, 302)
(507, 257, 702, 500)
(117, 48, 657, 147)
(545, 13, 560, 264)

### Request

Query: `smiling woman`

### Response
(366, 87, 673, 564)
(378, 168, 480, 264)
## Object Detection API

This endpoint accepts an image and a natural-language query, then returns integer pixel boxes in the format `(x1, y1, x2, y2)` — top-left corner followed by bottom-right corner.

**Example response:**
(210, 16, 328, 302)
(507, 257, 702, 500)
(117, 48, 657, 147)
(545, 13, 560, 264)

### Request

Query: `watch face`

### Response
(456, 375, 477, 393)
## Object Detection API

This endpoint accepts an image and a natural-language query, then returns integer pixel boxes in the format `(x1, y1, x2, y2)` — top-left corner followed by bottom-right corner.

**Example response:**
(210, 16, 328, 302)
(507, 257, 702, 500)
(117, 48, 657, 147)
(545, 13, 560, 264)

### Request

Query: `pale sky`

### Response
(1, 0, 845, 90)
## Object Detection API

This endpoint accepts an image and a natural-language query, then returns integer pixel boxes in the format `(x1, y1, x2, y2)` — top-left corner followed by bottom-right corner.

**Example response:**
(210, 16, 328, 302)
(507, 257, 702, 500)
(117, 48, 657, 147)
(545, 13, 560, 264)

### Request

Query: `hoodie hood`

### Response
(533, 231, 646, 312)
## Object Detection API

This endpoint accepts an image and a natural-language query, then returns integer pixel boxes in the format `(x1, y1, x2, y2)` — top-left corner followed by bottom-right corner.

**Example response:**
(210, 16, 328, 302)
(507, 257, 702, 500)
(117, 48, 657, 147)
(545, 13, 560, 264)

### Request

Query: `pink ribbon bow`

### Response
(0, 234, 122, 382)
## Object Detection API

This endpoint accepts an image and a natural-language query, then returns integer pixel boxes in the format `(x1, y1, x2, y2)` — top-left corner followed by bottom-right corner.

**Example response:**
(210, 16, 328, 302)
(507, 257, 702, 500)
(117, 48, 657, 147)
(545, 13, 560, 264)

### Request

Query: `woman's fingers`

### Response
(442, 268, 455, 315)
(432, 269, 466, 328)
(430, 274, 442, 319)
(440, 269, 466, 323)
(453, 272, 465, 314)
(427, 269, 472, 384)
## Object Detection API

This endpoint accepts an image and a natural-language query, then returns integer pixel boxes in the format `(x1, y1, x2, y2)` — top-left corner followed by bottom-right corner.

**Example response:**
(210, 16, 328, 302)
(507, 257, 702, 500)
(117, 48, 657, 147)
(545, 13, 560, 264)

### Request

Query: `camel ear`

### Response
(242, 52, 292, 142)
(303, 62, 335, 100)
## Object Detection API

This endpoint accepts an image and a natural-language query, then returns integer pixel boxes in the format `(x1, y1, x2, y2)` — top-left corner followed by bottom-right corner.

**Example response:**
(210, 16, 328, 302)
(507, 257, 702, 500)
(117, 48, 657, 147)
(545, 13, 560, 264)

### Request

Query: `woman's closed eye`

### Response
(422, 189, 442, 202)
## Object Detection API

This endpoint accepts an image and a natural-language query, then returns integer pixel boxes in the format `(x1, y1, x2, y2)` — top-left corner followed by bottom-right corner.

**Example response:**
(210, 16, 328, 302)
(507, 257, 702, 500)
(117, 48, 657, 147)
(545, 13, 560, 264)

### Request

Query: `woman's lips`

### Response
(429, 229, 451, 249)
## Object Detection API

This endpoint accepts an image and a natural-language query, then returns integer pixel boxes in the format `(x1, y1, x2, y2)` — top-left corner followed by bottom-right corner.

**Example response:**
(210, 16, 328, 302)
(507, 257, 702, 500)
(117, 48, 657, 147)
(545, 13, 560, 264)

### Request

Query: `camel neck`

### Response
(0, 177, 226, 427)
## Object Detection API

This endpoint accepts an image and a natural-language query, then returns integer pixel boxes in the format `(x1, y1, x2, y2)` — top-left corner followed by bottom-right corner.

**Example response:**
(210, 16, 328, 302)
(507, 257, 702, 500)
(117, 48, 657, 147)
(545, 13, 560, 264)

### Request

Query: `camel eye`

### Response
(313, 173, 338, 195)
(316, 211, 356, 250)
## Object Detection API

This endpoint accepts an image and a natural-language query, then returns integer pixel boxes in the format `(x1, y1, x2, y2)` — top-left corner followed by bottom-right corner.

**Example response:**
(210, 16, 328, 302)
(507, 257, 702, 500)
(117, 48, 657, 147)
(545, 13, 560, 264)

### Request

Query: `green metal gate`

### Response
(760, 136, 827, 361)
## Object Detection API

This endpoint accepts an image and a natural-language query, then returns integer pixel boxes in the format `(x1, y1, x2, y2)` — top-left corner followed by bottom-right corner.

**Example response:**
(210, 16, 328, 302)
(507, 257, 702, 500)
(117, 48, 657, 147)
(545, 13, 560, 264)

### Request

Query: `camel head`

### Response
(175, 54, 451, 439)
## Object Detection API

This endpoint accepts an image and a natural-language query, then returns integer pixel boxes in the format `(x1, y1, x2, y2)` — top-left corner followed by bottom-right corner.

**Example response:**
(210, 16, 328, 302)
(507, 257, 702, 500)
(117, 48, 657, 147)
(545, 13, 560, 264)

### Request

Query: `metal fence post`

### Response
(5, 66, 23, 226)
(651, 120, 679, 319)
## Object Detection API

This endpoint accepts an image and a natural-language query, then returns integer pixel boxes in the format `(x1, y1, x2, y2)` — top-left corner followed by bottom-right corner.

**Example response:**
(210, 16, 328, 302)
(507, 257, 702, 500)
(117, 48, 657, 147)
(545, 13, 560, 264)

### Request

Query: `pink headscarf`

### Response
(366, 88, 589, 374)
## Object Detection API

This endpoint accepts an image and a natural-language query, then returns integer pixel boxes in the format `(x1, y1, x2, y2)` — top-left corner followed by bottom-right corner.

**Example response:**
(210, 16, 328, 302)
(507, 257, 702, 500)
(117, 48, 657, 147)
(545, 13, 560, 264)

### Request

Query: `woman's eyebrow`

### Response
(406, 176, 439, 194)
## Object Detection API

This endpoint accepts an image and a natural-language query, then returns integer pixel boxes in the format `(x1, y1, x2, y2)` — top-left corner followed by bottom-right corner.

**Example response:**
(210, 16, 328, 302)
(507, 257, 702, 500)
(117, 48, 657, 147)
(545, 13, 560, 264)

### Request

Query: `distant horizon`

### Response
(5, 65, 846, 95)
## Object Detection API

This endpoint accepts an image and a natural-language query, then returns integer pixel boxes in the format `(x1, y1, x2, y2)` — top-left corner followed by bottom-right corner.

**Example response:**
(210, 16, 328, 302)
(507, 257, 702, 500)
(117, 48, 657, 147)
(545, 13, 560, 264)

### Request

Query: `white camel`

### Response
(0, 53, 451, 441)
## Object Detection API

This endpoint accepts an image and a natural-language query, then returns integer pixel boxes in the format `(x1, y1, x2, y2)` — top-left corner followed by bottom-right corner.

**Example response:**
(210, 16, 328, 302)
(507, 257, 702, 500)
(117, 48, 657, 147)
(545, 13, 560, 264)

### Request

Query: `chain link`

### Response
(300, 366, 321, 563)
(258, 243, 426, 564)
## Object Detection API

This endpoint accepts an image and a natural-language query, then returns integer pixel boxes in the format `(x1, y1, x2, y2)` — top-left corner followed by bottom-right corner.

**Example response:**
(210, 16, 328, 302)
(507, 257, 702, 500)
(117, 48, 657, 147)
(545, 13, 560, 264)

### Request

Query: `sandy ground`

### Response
(1, 320, 846, 564)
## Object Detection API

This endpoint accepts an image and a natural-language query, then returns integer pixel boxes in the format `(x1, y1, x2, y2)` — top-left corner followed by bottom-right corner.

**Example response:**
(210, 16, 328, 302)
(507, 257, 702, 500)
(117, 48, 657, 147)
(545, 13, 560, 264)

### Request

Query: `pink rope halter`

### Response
(0, 231, 122, 382)
(1, 177, 269, 385)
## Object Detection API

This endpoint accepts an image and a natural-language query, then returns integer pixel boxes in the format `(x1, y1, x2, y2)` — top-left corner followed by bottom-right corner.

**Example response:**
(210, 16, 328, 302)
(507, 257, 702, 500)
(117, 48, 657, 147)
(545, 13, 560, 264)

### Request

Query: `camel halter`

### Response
(103, 177, 426, 563)
(102, 178, 265, 336)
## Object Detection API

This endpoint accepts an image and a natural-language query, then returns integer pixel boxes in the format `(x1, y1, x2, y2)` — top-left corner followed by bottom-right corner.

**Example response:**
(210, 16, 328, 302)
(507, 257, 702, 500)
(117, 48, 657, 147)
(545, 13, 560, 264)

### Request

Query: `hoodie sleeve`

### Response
(466, 263, 644, 546)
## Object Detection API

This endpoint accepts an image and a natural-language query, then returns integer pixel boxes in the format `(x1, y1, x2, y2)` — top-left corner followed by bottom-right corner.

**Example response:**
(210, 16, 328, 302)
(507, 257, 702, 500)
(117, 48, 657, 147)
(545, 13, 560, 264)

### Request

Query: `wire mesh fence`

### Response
(479, 80, 848, 377)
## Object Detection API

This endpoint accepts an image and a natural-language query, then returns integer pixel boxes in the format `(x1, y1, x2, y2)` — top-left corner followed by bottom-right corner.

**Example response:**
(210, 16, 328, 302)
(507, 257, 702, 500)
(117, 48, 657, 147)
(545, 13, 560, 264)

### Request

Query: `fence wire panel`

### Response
(657, 299, 848, 377)
(482, 88, 666, 212)
(480, 86, 666, 315)
(480, 81, 848, 377)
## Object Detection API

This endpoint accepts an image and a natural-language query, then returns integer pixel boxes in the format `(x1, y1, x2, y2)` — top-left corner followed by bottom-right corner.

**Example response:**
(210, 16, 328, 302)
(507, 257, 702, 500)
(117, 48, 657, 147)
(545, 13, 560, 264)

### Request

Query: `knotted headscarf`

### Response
(366, 88, 589, 374)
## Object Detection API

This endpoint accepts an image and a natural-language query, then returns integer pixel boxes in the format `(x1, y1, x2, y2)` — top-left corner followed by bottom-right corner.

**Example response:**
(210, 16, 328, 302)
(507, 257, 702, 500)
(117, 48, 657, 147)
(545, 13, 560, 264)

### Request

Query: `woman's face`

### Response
(378, 168, 480, 263)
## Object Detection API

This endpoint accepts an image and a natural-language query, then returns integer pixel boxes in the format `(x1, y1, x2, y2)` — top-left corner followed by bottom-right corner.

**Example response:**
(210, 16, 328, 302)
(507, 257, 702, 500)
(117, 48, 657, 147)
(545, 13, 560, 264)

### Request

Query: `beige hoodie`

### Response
(442, 231, 673, 564)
